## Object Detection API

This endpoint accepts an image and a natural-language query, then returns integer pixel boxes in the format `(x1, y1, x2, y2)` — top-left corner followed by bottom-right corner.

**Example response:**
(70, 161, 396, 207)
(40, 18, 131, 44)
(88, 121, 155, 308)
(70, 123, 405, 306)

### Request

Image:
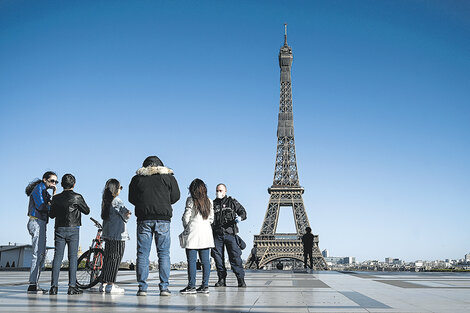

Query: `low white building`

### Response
(0, 244, 54, 269)
(465, 253, 470, 262)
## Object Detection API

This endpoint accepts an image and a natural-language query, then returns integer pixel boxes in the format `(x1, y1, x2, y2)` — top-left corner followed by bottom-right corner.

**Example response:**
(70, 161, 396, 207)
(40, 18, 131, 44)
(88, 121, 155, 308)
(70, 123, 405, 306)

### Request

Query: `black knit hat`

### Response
(142, 156, 163, 167)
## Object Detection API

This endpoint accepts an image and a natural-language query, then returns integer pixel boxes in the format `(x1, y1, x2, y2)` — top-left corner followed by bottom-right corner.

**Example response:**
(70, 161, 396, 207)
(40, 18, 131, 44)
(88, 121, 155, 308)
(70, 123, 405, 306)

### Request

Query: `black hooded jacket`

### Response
(129, 160, 180, 222)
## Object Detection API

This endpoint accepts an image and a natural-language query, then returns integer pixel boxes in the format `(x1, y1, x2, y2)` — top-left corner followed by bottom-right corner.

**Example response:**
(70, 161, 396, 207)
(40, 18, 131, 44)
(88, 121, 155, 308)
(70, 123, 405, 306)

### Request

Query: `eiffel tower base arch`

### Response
(248, 188, 328, 271)
(249, 234, 328, 270)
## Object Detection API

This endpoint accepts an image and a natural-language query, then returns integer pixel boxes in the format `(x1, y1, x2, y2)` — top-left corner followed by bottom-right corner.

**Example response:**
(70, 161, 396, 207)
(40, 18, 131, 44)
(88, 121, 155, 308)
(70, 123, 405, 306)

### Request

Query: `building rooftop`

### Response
(0, 269, 469, 312)
(0, 244, 54, 252)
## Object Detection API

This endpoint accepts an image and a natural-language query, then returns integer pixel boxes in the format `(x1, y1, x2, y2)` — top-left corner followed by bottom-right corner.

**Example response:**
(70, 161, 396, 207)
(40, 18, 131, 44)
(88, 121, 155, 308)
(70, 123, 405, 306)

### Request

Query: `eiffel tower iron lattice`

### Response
(248, 25, 328, 270)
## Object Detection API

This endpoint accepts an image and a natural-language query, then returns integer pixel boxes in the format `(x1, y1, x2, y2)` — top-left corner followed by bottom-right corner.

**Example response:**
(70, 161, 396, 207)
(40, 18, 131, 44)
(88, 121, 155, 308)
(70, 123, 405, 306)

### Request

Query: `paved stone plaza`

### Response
(0, 270, 469, 312)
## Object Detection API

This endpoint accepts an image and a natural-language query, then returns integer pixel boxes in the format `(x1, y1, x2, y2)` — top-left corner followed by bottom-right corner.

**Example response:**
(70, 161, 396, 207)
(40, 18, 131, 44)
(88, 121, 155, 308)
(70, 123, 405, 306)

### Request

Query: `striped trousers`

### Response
(102, 239, 125, 283)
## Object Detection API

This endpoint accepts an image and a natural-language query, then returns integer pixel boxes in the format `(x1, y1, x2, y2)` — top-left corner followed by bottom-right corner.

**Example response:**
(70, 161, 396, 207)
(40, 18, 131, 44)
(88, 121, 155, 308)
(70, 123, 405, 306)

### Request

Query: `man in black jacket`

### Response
(302, 227, 314, 269)
(49, 174, 90, 295)
(129, 156, 180, 296)
(211, 183, 247, 287)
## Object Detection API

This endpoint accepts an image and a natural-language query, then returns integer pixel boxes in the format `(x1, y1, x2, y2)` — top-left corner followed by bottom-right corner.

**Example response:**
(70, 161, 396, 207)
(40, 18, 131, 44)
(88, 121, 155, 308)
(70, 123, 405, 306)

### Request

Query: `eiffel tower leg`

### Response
(260, 195, 281, 235)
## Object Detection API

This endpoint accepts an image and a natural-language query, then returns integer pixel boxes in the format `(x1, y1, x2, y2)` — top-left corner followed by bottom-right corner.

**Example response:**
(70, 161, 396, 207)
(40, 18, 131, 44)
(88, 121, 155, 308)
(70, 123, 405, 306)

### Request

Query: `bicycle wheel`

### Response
(76, 248, 104, 289)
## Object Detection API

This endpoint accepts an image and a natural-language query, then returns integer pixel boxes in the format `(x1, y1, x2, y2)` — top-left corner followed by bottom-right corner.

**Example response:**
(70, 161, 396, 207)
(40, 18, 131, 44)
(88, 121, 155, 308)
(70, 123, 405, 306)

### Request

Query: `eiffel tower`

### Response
(249, 25, 328, 270)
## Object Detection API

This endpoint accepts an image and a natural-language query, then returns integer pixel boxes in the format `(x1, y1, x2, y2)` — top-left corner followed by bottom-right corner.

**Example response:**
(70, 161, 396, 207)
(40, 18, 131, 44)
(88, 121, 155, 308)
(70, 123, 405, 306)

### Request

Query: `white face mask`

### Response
(216, 191, 224, 199)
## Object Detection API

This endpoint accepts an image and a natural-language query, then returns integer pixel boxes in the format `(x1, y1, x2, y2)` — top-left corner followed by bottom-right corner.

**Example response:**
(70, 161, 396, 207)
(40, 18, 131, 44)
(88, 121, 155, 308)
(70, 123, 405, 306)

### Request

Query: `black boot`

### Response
(237, 278, 246, 287)
(67, 286, 83, 295)
(214, 278, 226, 287)
(49, 286, 58, 295)
(27, 284, 47, 294)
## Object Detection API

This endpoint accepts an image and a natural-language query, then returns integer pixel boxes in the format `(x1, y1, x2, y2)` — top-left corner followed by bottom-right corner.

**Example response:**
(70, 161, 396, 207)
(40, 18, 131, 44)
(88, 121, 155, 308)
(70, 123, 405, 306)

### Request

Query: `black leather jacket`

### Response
(50, 190, 90, 228)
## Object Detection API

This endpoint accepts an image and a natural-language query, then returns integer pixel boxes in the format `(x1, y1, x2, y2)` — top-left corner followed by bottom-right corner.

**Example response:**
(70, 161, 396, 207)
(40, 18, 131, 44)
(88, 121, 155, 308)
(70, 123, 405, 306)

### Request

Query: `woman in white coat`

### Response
(180, 178, 214, 294)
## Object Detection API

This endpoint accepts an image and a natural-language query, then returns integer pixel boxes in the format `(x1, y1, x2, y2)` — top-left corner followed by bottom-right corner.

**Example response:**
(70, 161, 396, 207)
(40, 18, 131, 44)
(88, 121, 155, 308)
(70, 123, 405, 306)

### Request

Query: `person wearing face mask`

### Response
(211, 183, 247, 288)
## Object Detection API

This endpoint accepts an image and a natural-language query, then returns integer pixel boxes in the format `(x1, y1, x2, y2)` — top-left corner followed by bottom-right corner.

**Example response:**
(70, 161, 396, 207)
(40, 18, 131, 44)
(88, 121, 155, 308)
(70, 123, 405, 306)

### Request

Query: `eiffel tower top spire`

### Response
(273, 25, 299, 188)
(284, 23, 288, 46)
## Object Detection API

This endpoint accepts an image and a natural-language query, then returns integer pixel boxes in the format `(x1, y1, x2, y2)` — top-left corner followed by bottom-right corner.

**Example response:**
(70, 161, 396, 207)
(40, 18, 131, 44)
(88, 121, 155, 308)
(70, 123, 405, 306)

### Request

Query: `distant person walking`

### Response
(211, 183, 247, 287)
(129, 156, 180, 296)
(49, 174, 90, 295)
(302, 227, 314, 269)
(246, 243, 260, 269)
(180, 179, 214, 295)
(100, 179, 131, 294)
(25, 171, 58, 294)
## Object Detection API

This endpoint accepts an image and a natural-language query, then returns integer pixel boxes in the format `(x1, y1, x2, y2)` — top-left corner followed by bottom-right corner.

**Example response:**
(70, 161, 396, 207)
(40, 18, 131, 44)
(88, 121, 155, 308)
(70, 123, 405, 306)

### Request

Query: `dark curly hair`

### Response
(25, 171, 57, 196)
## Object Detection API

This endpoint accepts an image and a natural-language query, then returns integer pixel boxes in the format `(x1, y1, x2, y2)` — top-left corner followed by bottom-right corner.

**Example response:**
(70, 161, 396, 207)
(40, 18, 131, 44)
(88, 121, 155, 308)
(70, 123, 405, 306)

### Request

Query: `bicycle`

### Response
(76, 217, 105, 289)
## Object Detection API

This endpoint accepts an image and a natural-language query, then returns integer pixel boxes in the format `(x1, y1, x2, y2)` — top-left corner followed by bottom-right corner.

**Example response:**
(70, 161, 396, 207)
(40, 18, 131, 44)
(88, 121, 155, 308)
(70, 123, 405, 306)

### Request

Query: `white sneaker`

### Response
(98, 284, 105, 292)
(105, 284, 125, 294)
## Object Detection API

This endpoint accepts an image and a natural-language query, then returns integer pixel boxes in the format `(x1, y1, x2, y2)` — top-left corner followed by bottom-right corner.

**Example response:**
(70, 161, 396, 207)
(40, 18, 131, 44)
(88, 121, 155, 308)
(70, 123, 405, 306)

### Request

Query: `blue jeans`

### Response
(212, 233, 245, 280)
(27, 218, 47, 285)
(136, 220, 171, 291)
(186, 248, 210, 288)
(51, 227, 79, 287)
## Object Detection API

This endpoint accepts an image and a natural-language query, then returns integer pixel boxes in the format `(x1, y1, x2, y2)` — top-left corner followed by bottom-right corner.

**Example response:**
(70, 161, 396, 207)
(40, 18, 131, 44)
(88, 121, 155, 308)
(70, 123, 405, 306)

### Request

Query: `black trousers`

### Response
(246, 257, 259, 269)
(102, 240, 125, 283)
(304, 248, 313, 269)
(211, 233, 244, 280)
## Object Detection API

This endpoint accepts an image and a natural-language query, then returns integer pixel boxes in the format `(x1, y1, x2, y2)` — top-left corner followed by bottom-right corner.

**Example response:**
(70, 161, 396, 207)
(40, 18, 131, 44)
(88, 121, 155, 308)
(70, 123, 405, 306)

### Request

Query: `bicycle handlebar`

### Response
(90, 217, 103, 229)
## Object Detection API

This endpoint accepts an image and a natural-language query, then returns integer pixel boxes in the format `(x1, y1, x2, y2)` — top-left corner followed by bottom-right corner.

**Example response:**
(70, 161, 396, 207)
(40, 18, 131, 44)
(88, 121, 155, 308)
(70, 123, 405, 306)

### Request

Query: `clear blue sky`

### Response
(1, 0, 469, 264)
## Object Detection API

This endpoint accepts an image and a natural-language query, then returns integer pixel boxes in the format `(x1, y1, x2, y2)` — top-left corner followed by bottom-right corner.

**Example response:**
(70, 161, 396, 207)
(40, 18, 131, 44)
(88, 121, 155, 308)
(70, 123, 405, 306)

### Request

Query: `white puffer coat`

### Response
(181, 197, 214, 249)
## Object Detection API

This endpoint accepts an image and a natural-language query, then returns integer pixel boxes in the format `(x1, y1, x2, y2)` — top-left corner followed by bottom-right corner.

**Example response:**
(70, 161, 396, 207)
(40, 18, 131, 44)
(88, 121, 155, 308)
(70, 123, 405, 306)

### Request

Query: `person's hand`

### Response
(126, 211, 132, 217)
(52, 185, 57, 195)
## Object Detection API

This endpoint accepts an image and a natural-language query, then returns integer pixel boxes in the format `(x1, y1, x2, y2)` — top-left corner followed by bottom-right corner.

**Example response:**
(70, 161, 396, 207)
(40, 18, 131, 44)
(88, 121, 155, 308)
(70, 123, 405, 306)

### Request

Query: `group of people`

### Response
(25, 155, 247, 296)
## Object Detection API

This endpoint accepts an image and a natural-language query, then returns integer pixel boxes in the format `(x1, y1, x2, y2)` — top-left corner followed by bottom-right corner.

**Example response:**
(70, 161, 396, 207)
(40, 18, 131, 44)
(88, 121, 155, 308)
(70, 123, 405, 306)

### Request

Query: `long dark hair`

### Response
(189, 178, 211, 220)
(101, 179, 120, 220)
(25, 171, 57, 196)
